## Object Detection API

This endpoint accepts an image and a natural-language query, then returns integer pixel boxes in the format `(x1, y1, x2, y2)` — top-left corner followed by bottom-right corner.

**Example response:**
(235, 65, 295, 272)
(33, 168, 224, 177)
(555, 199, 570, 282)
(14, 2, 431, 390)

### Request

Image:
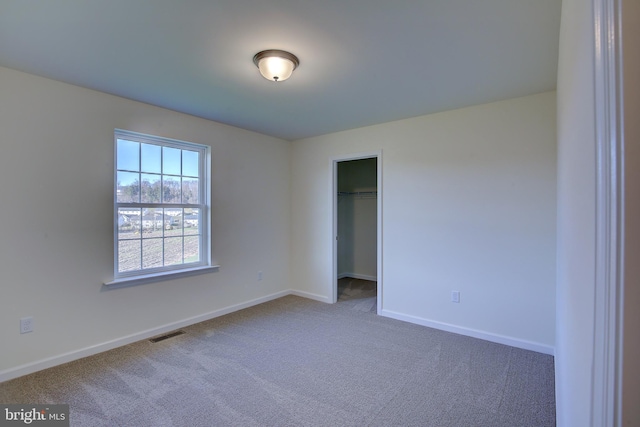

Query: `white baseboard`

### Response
(288, 289, 332, 303)
(0, 290, 291, 383)
(380, 309, 555, 356)
(337, 273, 377, 282)
(1, 290, 553, 383)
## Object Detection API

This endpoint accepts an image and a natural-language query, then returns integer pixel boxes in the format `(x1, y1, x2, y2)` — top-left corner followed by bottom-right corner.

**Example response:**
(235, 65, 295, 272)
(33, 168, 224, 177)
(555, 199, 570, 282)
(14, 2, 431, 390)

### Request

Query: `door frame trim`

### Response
(591, 0, 624, 424)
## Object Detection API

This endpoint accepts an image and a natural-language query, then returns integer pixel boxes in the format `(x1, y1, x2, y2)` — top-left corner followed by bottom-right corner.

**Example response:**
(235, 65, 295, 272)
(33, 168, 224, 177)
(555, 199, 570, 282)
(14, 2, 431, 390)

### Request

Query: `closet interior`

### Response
(336, 157, 378, 310)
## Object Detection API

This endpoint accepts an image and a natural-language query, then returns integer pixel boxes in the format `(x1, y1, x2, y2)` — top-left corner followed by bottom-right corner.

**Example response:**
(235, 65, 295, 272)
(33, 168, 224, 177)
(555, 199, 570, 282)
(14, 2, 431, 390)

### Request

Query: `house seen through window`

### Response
(114, 130, 210, 280)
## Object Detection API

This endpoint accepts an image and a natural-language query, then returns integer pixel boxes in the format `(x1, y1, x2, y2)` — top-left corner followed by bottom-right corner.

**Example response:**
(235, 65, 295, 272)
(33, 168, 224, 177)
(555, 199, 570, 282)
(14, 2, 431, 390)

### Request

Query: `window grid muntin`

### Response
(116, 206, 203, 274)
(114, 130, 208, 279)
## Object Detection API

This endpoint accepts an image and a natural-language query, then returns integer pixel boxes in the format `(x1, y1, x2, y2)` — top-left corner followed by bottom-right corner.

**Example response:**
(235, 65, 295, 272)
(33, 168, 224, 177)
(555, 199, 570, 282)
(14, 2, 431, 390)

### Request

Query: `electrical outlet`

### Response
(20, 317, 33, 334)
(451, 291, 460, 303)
(258, 271, 263, 281)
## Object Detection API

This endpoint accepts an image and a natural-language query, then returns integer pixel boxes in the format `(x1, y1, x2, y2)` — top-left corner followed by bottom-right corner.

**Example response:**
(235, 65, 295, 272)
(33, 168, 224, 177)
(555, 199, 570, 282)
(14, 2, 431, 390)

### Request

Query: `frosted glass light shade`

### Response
(253, 50, 299, 82)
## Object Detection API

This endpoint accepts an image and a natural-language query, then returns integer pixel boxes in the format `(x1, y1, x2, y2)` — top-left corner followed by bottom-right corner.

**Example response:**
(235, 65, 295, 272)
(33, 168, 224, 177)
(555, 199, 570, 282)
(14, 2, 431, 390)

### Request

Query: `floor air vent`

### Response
(149, 330, 186, 343)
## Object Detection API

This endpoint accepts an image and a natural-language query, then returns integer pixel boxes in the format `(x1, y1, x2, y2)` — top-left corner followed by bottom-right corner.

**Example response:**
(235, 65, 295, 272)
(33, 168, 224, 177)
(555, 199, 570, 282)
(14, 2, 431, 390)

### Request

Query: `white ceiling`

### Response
(0, 0, 561, 141)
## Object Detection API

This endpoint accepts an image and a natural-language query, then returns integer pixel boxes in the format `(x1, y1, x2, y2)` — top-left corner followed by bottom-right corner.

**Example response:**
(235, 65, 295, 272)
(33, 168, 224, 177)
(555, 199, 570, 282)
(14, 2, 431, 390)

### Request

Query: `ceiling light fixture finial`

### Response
(253, 50, 299, 82)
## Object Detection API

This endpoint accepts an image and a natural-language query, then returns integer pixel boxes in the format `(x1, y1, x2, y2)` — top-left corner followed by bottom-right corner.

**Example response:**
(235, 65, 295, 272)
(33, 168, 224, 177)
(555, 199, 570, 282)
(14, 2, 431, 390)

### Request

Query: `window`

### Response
(110, 129, 211, 284)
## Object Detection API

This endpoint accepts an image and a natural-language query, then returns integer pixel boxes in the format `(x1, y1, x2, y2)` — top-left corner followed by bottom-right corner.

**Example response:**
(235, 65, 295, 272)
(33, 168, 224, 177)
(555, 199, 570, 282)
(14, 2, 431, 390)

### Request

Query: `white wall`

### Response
(337, 159, 377, 280)
(554, 0, 597, 423)
(0, 66, 291, 379)
(291, 92, 557, 352)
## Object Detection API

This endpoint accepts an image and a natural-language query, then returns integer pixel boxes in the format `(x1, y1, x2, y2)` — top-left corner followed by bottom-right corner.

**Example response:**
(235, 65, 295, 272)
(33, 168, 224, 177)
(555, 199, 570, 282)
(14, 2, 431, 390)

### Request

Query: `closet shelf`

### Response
(337, 191, 377, 198)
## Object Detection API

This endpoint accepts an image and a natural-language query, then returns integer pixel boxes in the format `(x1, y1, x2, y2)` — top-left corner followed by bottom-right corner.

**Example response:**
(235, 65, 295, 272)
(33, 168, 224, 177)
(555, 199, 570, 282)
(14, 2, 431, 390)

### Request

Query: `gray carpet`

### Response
(0, 294, 555, 426)
(337, 277, 377, 313)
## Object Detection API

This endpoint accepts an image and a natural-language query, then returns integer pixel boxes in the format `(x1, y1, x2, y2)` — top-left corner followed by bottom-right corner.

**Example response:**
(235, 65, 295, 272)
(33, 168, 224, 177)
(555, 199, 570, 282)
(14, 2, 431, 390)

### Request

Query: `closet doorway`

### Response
(332, 152, 382, 314)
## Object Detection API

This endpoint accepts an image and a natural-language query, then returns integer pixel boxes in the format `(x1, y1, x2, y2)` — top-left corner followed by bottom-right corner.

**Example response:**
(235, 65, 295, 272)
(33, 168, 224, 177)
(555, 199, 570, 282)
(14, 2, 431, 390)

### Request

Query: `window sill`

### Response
(104, 265, 220, 288)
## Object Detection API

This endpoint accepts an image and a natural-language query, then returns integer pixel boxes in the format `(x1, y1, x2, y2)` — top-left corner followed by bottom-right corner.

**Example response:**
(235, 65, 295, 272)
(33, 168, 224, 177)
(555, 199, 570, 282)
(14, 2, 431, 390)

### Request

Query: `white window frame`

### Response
(105, 129, 215, 287)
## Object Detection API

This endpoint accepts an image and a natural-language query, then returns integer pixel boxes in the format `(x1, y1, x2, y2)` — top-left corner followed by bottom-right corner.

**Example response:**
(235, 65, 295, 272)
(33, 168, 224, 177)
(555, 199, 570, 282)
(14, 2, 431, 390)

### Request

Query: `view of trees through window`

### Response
(115, 134, 206, 275)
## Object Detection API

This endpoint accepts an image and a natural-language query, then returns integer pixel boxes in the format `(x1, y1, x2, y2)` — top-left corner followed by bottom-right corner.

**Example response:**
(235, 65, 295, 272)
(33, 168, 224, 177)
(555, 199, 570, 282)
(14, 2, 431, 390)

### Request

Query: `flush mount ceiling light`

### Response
(253, 49, 299, 82)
